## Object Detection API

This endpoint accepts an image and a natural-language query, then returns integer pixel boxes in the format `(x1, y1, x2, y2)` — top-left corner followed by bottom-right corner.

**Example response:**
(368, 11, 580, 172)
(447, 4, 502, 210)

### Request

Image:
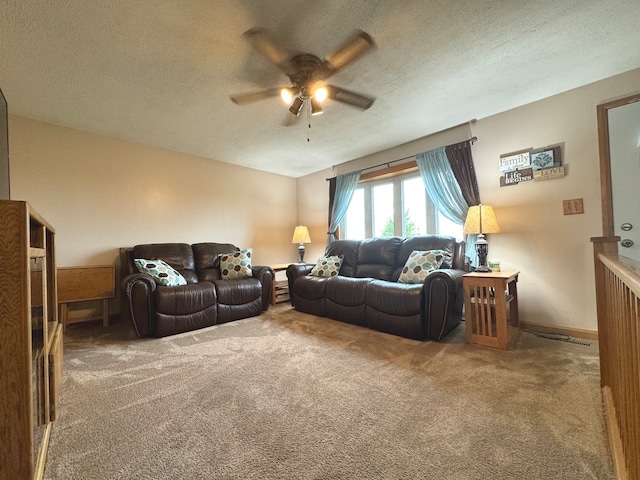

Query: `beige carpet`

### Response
(44, 304, 613, 479)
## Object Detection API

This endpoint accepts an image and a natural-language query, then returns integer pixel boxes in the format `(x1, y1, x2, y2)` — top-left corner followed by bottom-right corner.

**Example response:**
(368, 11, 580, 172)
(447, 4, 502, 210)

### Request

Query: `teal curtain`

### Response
(416, 147, 478, 266)
(327, 170, 362, 245)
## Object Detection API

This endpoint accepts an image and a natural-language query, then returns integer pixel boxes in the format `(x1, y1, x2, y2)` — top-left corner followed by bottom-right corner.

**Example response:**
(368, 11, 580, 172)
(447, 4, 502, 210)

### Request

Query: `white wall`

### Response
(296, 68, 640, 333)
(9, 116, 299, 313)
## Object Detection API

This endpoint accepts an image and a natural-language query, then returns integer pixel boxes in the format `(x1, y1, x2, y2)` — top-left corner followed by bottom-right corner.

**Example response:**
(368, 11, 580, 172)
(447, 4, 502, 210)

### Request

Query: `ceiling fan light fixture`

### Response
(310, 97, 323, 116)
(280, 87, 295, 104)
(314, 86, 328, 102)
(289, 97, 304, 116)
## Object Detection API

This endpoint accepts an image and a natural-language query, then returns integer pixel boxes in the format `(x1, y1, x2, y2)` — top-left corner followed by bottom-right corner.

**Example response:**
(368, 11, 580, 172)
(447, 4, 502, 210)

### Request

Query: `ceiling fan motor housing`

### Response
(288, 54, 325, 98)
(229, 28, 375, 116)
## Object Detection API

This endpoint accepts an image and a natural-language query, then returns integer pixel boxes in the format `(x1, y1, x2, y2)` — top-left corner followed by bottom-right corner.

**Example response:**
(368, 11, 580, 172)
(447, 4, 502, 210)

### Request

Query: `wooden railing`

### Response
(592, 237, 640, 480)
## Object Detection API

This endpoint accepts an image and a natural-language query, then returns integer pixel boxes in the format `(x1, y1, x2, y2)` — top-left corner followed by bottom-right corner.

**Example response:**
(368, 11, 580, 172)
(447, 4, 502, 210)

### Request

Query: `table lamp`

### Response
(463, 205, 500, 272)
(291, 225, 311, 263)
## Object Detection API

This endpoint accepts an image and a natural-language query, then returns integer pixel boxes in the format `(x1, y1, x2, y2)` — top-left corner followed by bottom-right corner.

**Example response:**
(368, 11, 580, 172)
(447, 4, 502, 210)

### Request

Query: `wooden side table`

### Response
(463, 270, 520, 350)
(270, 263, 292, 305)
(57, 265, 115, 330)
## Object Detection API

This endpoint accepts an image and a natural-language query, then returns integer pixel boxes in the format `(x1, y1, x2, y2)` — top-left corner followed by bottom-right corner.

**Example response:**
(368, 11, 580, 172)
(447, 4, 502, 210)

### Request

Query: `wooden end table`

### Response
(58, 265, 115, 331)
(463, 270, 520, 350)
(270, 263, 292, 305)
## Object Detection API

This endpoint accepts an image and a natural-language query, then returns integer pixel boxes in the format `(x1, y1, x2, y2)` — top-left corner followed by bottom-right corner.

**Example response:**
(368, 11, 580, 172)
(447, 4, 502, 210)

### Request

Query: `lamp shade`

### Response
(463, 205, 501, 234)
(291, 225, 311, 244)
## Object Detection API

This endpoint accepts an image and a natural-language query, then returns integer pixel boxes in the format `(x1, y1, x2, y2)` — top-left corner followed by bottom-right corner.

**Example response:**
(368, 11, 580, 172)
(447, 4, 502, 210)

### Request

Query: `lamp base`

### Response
(298, 244, 306, 263)
(474, 265, 493, 273)
(475, 234, 492, 272)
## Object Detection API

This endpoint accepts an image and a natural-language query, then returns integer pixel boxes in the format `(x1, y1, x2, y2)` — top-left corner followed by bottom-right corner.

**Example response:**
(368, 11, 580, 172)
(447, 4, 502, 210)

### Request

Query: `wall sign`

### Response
(499, 150, 530, 171)
(534, 165, 565, 181)
(499, 145, 563, 187)
(500, 168, 533, 187)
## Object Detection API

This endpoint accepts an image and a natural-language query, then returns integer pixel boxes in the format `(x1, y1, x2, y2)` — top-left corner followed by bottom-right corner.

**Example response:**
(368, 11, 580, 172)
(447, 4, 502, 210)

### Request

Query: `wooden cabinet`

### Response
(0, 200, 62, 480)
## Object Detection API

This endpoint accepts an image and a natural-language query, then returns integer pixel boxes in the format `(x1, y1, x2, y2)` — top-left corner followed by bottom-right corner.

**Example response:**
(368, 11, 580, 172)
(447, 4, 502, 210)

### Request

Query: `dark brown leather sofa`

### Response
(286, 235, 466, 340)
(121, 243, 273, 337)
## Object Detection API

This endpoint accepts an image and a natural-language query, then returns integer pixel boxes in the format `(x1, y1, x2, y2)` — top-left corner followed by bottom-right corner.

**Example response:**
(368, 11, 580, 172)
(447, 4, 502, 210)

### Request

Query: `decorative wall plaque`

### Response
(533, 165, 565, 181)
(499, 150, 531, 172)
(499, 145, 564, 187)
(500, 168, 534, 187)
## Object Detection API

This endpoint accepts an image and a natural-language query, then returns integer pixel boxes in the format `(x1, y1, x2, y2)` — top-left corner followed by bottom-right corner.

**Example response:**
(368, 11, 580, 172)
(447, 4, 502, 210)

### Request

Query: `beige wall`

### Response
(296, 68, 640, 333)
(9, 117, 299, 313)
(471, 68, 640, 332)
(10, 68, 640, 331)
(295, 167, 333, 263)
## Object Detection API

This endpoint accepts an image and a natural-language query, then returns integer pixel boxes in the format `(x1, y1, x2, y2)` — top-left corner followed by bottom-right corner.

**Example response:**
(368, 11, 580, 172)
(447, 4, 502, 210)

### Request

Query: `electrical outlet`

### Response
(563, 198, 584, 215)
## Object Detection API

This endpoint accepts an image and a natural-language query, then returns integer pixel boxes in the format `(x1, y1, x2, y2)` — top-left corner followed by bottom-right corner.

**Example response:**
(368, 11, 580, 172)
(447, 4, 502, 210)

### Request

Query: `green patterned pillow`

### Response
(397, 250, 449, 284)
(220, 249, 253, 279)
(309, 255, 343, 277)
(134, 259, 187, 286)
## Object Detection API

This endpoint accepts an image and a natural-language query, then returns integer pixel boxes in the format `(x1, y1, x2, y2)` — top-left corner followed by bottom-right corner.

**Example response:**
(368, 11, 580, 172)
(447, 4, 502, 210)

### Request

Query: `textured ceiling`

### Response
(1, 1, 640, 178)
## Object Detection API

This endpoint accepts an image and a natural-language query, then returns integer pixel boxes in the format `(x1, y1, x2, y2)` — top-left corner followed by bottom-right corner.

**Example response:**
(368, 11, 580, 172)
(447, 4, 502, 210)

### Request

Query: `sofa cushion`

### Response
(354, 237, 402, 280)
(325, 276, 371, 326)
(310, 255, 343, 277)
(291, 275, 329, 317)
(325, 276, 371, 307)
(213, 277, 262, 305)
(325, 240, 360, 277)
(220, 249, 253, 279)
(365, 279, 423, 317)
(397, 250, 449, 284)
(192, 242, 239, 271)
(134, 259, 188, 286)
(292, 275, 328, 300)
(155, 282, 217, 315)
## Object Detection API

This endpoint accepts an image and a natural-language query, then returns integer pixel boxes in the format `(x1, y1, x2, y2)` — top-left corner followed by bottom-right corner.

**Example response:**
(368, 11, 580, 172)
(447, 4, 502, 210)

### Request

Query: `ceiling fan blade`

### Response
(229, 88, 282, 105)
(326, 85, 375, 110)
(323, 30, 374, 75)
(243, 28, 291, 72)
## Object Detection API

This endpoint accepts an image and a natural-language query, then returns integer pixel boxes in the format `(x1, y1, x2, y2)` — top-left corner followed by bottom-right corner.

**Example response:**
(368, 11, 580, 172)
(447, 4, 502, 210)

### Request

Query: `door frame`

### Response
(597, 92, 640, 236)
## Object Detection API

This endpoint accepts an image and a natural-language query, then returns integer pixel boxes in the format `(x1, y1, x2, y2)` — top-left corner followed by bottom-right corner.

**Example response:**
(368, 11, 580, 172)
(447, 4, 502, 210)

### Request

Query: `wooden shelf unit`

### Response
(0, 200, 63, 480)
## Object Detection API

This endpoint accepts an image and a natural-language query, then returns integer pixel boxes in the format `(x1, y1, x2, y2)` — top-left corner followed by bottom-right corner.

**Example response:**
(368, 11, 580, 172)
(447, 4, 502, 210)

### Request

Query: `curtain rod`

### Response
(326, 136, 477, 181)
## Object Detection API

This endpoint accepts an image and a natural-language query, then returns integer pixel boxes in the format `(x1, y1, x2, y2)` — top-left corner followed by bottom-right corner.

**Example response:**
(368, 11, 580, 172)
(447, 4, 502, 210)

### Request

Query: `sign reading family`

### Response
(499, 145, 564, 187)
(499, 150, 530, 171)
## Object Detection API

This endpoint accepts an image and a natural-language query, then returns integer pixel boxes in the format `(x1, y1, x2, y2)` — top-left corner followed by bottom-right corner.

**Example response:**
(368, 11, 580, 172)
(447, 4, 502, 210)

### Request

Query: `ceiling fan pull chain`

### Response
(307, 102, 311, 142)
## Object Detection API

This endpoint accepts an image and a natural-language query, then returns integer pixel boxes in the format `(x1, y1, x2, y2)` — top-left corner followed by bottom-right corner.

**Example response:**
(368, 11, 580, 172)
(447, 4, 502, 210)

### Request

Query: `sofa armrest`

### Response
(252, 265, 274, 310)
(286, 264, 314, 307)
(121, 273, 156, 337)
(422, 268, 465, 340)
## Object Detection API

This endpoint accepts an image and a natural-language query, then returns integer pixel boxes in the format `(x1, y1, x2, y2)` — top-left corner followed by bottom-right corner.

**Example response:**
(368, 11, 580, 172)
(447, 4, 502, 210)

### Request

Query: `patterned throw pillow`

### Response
(219, 249, 253, 279)
(397, 250, 449, 284)
(309, 255, 343, 277)
(134, 259, 187, 286)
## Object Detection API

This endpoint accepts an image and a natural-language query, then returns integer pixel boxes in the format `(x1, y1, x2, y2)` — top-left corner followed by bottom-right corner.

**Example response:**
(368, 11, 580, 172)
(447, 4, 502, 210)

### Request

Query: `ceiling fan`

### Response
(230, 27, 375, 123)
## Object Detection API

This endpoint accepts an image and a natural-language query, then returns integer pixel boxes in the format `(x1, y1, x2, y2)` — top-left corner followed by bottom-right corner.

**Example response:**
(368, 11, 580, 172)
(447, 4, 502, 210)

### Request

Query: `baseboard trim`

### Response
(519, 321, 598, 340)
(602, 386, 629, 480)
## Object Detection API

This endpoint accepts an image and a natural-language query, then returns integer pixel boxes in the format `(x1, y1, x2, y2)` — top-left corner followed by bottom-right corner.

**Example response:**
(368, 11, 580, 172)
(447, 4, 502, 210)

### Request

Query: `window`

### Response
(341, 171, 463, 240)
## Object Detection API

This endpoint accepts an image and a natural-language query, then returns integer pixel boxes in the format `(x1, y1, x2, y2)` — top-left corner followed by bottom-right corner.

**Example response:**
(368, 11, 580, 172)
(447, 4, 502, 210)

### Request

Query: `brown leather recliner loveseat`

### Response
(121, 242, 273, 337)
(286, 235, 466, 341)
